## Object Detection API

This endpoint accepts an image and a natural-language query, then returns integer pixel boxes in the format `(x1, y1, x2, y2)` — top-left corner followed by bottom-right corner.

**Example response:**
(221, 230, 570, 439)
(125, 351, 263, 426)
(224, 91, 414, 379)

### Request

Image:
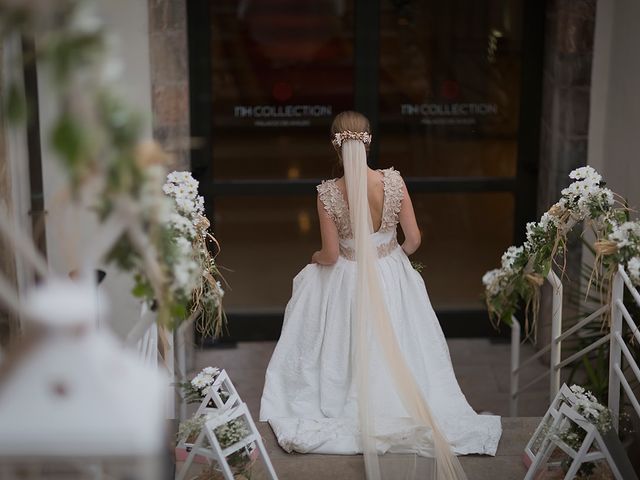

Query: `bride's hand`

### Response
(311, 251, 320, 264)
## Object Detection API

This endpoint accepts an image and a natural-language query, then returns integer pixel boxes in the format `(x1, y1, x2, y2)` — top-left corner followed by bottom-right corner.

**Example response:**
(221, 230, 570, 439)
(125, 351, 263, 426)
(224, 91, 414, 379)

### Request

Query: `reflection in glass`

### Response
(213, 195, 320, 311)
(214, 192, 513, 312)
(209, 0, 355, 180)
(378, 0, 523, 177)
(407, 192, 514, 309)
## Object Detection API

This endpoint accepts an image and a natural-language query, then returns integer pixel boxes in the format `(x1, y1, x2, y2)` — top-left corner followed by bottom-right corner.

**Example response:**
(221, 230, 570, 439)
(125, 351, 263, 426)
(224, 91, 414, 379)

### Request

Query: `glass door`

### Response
(187, 0, 542, 339)
(376, 0, 523, 310)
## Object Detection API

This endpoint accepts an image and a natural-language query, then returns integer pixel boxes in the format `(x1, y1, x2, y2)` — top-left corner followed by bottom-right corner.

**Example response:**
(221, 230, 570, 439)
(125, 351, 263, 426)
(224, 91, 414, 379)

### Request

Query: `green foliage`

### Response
(176, 381, 207, 405)
(176, 414, 206, 443)
(410, 260, 424, 273)
(43, 30, 105, 85)
(97, 92, 145, 195)
(169, 301, 188, 327)
(105, 236, 136, 270)
(50, 112, 89, 170)
(131, 274, 154, 300)
(98, 92, 142, 149)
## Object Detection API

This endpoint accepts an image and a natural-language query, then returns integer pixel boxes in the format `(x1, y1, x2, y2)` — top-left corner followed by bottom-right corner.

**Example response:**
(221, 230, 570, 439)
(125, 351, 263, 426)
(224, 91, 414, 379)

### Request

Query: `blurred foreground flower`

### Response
(0, 279, 166, 478)
(0, 1, 225, 334)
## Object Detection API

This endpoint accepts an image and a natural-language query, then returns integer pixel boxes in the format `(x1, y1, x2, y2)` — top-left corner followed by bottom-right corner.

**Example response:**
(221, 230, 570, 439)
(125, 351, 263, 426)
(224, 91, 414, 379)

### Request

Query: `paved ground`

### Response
(178, 339, 552, 479)
(194, 339, 552, 419)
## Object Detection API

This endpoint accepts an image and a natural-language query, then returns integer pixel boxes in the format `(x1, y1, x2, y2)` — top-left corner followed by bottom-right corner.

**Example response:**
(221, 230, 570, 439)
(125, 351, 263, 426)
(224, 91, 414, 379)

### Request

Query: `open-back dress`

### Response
(260, 167, 502, 457)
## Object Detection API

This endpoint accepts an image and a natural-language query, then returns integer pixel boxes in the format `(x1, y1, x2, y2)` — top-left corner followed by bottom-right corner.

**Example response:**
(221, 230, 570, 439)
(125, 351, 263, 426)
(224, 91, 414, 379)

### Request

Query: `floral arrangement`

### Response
(176, 414, 250, 449)
(553, 385, 614, 477)
(177, 366, 229, 407)
(529, 384, 627, 478)
(214, 418, 256, 476)
(177, 414, 208, 445)
(177, 413, 255, 479)
(567, 385, 613, 433)
(483, 166, 638, 335)
(597, 221, 640, 286)
(214, 418, 251, 449)
(128, 171, 226, 335)
(164, 172, 225, 337)
(176, 367, 255, 478)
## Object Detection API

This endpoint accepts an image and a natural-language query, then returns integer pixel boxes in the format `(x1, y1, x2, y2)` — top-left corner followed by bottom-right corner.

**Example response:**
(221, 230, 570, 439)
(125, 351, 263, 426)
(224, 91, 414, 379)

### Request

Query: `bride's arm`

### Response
(398, 179, 421, 255)
(311, 195, 339, 265)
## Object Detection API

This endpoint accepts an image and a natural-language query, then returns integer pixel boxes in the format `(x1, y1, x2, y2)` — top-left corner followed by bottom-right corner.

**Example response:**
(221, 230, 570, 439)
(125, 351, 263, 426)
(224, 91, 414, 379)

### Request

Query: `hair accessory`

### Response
(332, 130, 372, 147)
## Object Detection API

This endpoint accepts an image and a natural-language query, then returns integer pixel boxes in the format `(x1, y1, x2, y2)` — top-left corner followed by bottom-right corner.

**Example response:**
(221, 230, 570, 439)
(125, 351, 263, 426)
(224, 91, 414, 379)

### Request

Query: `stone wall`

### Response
(538, 0, 596, 212)
(536, 0, 597, 350)
(148, 0, 191, 170)
(148, 0, 195, 372)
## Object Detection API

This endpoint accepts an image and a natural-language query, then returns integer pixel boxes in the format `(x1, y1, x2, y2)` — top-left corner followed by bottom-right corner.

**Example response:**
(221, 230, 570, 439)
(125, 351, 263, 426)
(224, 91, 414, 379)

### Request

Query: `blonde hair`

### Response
(330, 111, 371, 159)
(330, 110, 370, 136)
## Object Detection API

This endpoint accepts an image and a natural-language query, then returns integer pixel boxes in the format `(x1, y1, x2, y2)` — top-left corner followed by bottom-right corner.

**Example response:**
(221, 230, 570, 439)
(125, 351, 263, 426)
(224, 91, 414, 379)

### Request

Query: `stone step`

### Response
(254, 417, 541, 480)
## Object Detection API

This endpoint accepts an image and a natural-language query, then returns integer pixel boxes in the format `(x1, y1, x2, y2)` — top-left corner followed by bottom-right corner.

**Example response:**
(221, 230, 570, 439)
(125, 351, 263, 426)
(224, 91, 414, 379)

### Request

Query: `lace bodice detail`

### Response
(316, 167, 404, 240)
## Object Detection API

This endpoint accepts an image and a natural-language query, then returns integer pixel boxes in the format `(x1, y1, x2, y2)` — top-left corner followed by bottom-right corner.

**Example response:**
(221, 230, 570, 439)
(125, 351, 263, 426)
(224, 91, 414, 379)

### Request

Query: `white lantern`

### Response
(0, 279, 167, 479)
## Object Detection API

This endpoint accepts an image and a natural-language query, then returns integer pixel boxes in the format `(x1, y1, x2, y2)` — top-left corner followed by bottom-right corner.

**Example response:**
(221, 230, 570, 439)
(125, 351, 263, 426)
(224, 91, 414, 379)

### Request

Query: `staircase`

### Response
(256, 417, 540, 480)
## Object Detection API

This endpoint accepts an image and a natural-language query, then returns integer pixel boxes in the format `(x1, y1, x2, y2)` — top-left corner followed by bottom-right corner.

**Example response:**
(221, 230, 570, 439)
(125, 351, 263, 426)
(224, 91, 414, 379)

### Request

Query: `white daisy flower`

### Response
(627, 257, 640, 285)
(203, 366, 220, 376)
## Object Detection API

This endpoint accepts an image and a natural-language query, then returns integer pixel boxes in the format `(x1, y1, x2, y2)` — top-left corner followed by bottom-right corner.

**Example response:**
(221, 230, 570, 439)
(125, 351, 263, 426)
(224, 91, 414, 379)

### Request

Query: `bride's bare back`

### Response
(333, 168, 385, 232)
(311, 166, 421, 265)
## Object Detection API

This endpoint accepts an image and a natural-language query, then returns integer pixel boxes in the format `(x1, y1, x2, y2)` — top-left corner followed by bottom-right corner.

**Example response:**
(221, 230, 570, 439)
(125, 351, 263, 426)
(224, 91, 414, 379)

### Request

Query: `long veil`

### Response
(341, 138, 468, 480)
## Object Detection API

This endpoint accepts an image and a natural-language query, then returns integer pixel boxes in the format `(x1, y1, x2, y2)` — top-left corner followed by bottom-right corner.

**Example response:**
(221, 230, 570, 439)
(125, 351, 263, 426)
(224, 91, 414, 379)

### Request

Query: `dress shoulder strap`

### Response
(316, 179, 352, 238)
(380, 167, 404, 232)
(316, 179, 338, 220)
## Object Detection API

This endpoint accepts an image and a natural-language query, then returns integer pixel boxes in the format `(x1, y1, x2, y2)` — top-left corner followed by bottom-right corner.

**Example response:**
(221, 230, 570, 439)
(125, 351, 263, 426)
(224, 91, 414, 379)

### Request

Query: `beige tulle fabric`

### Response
(341, 139, 468, 480)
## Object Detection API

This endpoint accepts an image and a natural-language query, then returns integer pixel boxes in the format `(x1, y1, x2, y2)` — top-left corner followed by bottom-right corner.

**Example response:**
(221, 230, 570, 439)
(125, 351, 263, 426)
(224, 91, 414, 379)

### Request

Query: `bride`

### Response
(260, 111, 502, 479)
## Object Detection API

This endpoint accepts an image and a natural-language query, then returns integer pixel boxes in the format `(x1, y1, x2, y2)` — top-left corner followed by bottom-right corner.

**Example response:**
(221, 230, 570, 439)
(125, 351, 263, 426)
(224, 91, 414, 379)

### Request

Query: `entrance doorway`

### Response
(186, 0, 543, 339)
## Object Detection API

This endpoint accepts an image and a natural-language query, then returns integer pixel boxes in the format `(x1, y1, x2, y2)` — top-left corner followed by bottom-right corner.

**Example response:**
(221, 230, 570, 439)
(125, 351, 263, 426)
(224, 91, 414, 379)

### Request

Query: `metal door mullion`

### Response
(405, 177, 516, 193)
(354, 0, 380, 168)
(202, 176, 517, 196)
(513, 0, 545, 244)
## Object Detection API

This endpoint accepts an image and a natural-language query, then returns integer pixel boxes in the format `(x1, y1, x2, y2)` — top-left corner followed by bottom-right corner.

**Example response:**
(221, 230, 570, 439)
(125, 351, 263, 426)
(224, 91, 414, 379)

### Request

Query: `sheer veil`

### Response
(340, 138, 468, 480)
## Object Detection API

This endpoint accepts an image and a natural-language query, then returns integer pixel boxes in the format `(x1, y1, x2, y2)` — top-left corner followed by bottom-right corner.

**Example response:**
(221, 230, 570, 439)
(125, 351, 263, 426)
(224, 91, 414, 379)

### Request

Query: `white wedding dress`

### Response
(260, 167, 502, 458)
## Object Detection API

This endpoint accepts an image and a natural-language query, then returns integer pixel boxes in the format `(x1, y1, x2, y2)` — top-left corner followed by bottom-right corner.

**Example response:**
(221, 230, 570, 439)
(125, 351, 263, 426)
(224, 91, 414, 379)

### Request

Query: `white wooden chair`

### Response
(524, 384, 625, 479)
(176, 402, 278, 480)
(133, 303, 176, 419)
(193, 369, 241, 416)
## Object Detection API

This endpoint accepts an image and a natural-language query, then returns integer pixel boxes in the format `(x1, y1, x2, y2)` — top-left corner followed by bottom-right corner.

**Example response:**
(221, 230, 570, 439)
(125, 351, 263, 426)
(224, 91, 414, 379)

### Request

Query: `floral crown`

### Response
(331, 130, 372, 147)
